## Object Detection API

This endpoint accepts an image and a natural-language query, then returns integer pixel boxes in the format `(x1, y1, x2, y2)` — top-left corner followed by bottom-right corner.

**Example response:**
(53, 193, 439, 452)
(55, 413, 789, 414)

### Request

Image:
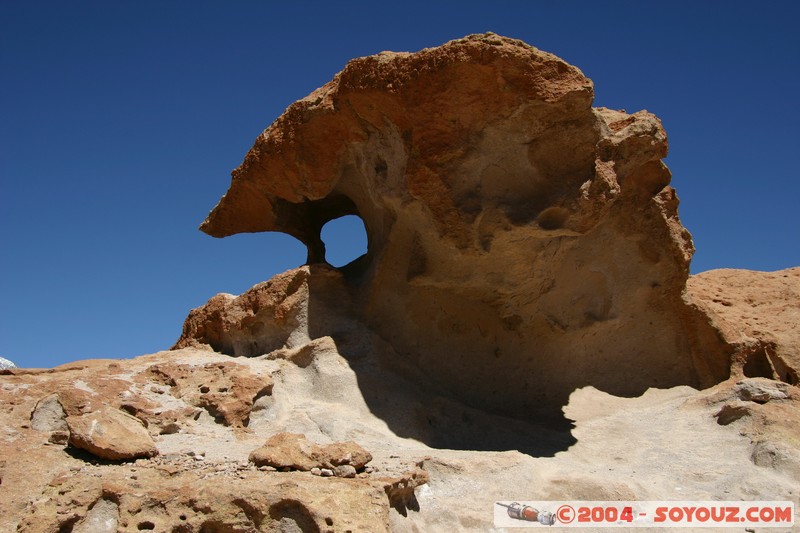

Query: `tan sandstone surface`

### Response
(1, 319, 798, 531)
(1, 34, 798, 532)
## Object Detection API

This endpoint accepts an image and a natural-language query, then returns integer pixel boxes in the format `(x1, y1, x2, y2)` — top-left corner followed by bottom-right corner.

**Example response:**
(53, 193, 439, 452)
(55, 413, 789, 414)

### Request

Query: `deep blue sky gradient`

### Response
(2, 1, 798, 368)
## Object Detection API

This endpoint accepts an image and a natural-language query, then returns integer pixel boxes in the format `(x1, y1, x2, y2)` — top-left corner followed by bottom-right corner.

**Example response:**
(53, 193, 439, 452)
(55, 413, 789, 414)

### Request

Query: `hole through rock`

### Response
(321, 215, 368, 268)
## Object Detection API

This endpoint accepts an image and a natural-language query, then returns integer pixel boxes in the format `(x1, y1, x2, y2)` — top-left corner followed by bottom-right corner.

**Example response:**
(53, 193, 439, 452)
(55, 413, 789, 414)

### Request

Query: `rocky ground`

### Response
(1, 267, 798, 532)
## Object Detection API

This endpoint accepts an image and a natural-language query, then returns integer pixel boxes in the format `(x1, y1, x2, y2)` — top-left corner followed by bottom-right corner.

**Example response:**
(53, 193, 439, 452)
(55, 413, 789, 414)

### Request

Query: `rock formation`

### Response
(686, 267, 799, 385)
(188, 33, 735, 417)
(1, 34, 798, 532)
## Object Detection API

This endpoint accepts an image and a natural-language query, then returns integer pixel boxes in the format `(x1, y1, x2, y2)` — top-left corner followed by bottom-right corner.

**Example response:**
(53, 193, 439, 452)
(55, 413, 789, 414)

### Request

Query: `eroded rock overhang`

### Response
(195, 33, 731, 416)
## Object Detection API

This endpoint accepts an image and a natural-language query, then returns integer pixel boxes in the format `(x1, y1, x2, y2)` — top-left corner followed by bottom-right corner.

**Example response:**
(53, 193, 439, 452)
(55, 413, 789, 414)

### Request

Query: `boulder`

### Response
(30, 394, 68, 433)
(66, 407, 158, 461)
(174, 268, 313, 356)
(734, 378, 790, 403)
(249, 432, 372, 471)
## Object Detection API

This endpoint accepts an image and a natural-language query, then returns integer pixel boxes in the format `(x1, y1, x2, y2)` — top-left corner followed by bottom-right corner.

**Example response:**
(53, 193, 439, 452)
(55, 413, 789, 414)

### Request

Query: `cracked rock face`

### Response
(191, 33, 731, 415)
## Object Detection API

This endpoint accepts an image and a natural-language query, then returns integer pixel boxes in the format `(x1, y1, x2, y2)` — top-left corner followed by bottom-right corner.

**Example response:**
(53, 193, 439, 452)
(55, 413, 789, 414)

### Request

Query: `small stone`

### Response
(333, 465, 356, 478)
(715, 402, 752, 425)
(160, 465, 181, 476)
(320, 468, 334, 477)
(310, 467, 322, 476)
(734, 379, 789, 403)
(159, 422, 181, 435)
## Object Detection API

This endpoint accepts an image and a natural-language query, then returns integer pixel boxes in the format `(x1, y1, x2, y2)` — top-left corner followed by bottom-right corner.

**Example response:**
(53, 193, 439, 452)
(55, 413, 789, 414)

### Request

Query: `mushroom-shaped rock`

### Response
(187, 33, 733, 417)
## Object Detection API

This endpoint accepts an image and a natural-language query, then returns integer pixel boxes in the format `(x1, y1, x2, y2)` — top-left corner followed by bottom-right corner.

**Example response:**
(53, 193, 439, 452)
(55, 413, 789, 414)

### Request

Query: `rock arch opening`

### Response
(321, 215, 368, 268)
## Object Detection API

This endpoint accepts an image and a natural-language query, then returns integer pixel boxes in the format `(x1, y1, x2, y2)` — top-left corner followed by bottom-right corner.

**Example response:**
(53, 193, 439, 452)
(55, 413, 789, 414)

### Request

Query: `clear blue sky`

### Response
(2, 1, 798, 368)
